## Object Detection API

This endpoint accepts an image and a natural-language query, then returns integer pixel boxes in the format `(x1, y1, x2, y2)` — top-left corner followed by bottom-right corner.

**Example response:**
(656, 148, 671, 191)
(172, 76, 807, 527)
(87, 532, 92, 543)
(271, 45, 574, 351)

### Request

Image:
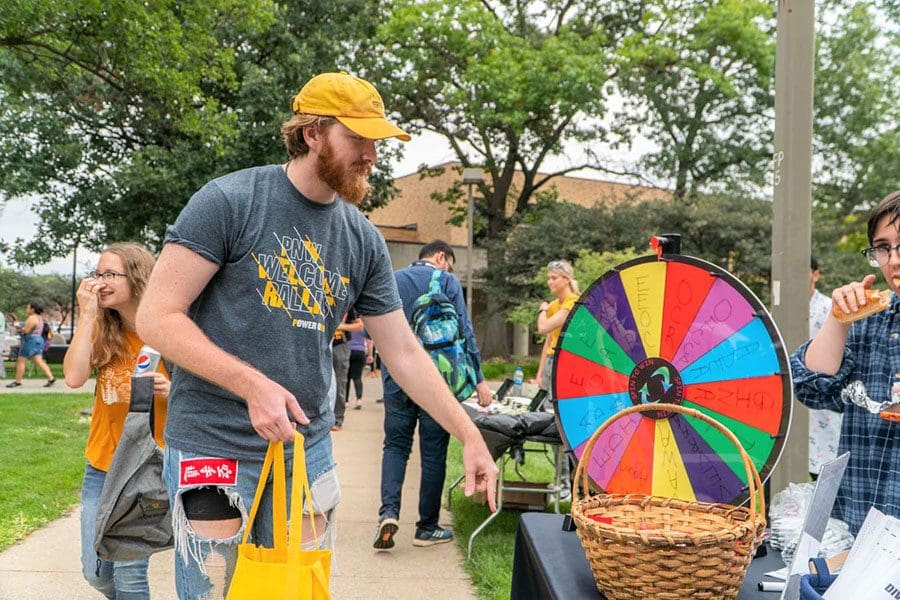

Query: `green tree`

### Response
(0, 0, 398, 265)
(612, 0, 776, 200)
(812, 2, 900, 213)
(361, 0, 636, 241)
(0, 268, 70, 323)
(496, 193, 774, 324)
(359, 0, 646, 353)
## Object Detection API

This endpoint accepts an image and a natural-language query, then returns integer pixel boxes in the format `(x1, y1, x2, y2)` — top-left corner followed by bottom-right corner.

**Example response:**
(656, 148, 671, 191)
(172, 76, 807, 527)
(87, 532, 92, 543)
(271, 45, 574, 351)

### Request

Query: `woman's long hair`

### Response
(90, 242, 156, 369)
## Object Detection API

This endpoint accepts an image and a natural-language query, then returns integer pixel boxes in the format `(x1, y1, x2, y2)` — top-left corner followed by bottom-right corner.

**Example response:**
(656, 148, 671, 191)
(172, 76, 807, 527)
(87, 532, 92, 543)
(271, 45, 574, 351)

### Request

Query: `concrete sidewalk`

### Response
(0, 377, 95, 394)
(0, 375, 477, 599)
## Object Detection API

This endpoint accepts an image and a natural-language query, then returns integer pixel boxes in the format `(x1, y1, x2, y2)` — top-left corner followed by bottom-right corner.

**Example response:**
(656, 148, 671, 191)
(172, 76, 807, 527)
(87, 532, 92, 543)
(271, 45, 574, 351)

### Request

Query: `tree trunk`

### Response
(481, 293, 510, 357)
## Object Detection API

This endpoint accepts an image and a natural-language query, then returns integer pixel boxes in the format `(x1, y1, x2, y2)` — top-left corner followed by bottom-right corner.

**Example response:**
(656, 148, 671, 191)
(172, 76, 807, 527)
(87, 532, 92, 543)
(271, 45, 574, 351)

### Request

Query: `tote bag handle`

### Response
(288, 433, 319, 552)
(241, 432, 320, 557)
(241, 438, 289, 552)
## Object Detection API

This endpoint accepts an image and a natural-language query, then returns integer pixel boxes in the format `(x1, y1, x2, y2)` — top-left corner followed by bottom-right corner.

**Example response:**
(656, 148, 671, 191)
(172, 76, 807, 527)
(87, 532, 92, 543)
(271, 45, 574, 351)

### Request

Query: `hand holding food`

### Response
(832, 288, 891, 323)
(831, 275, 889, 324)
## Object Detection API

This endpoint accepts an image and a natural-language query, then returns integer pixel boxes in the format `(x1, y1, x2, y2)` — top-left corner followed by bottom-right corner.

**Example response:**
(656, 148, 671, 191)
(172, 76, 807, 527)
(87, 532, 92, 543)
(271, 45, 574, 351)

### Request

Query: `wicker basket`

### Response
(571, 403, 767, 600)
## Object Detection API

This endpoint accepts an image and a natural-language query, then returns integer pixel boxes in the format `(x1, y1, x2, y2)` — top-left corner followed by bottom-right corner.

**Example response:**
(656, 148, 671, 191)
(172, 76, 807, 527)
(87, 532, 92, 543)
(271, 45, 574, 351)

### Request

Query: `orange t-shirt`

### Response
(84, 329, 168, 471)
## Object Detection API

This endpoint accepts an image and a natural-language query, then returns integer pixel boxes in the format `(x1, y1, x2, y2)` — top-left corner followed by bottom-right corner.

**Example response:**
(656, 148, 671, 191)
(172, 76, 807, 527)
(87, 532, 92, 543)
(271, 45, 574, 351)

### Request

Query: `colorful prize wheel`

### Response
(553, 253, 791, 505)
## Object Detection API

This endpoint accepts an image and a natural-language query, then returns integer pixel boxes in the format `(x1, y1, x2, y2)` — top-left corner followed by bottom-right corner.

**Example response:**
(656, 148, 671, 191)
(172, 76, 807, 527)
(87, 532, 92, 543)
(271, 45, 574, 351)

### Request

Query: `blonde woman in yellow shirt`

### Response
(534, 260, 580, 393)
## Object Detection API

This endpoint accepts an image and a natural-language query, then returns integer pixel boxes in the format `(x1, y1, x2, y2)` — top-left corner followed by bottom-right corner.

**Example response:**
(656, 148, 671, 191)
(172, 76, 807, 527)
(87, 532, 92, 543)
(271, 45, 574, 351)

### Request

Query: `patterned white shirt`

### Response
(808, 289, 843, 474)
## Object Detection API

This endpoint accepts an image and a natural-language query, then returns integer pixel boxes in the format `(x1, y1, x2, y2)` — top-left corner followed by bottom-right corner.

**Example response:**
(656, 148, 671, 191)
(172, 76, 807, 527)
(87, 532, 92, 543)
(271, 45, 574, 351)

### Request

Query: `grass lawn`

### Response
(3, 361, 65, 380)
(445, 438, 570, 600)
(479, 356, 540, 382)
(0, 393, 92, 550)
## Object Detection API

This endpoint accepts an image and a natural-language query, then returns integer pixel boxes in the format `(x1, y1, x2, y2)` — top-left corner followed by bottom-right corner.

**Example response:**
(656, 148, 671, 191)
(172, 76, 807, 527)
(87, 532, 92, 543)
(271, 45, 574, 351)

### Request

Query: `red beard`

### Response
(315, 136, 372, 205)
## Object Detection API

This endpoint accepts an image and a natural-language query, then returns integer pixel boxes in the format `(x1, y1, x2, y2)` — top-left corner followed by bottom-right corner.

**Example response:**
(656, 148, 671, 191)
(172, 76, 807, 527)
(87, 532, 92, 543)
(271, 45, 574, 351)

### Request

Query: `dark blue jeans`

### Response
(379, 391, 450, 534)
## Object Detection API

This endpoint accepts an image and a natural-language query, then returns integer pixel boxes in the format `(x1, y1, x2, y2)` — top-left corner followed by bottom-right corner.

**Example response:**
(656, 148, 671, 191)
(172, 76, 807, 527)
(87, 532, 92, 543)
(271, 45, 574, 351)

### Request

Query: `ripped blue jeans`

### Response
(162, 435, 340, 600)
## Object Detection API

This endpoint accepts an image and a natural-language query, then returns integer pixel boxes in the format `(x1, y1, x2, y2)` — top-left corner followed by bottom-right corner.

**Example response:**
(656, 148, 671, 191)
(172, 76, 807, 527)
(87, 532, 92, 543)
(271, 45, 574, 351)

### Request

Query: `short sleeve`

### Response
(352, 233, 401, 316)
(163, 182, 234, 266)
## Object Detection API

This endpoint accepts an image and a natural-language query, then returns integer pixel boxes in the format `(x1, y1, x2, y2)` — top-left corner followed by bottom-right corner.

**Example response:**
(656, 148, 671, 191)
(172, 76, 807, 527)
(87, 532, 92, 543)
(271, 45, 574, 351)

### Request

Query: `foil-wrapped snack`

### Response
(840, 380, 896, 414)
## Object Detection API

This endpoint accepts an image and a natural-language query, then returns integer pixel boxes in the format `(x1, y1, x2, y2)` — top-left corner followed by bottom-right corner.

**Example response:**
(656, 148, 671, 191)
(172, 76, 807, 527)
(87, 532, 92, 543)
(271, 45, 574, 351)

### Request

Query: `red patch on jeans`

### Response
(179, 457, 238, 487)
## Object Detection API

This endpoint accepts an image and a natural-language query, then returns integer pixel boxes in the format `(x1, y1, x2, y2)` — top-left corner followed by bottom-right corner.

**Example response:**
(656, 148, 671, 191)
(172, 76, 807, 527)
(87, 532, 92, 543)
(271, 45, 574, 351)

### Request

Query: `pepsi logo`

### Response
(136, 354, 151, 370)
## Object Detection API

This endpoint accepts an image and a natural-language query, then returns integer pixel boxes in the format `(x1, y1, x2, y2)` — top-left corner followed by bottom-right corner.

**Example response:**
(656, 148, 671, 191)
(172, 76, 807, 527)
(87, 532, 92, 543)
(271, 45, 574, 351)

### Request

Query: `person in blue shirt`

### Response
(791, 189, 900, 536)
(374, 240, 493, 549)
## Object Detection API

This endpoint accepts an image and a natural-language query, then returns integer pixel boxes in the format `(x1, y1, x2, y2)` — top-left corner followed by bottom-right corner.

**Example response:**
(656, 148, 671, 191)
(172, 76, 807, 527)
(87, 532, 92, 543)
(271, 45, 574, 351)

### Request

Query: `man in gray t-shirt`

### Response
(137, 72, 497, 598)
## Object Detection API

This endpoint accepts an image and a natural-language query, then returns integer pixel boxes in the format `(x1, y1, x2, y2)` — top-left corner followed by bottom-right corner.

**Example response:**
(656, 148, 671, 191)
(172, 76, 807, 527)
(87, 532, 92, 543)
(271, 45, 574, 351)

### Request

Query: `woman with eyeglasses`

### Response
(534, 260, 580, 395)
(4, 302, 56, 387)
(64, 242, 169, 600)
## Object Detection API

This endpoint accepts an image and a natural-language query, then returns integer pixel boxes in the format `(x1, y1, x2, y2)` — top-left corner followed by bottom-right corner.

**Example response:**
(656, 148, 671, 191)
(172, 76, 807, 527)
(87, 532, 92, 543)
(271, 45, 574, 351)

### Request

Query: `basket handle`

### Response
(572, 403, 765, 519)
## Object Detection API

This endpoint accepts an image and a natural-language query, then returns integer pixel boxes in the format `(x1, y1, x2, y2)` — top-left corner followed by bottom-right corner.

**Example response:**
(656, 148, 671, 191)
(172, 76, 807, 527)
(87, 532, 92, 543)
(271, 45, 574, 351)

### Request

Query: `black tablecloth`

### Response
(511, 513, 785, 600)
(462, 404, 561, 460)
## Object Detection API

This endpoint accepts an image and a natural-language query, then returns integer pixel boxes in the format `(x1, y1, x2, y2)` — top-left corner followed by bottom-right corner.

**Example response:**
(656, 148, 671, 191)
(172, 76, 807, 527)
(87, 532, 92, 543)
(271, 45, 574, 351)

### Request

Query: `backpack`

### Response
(94, 376, 173, 561)
(41, 322, 53, 352)
(409, 269, 478, 401)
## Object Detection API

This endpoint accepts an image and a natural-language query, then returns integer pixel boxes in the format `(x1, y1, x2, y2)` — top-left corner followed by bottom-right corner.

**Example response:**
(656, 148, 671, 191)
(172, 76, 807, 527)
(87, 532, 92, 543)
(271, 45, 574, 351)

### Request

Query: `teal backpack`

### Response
(409, 270, 478, 401)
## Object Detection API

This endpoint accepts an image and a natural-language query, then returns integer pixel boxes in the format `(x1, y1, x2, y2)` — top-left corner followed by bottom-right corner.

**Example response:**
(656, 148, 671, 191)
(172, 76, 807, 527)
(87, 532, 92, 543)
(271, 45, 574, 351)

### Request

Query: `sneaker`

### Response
(353, 400, 363, 410)
(5, 381, 22, 388)
(373, 517, 399, 550)
(375, 397, 384, 404)
(413, 527, 453, 547)
(44, 378, 56, 388)
(331, 424, 342, 432)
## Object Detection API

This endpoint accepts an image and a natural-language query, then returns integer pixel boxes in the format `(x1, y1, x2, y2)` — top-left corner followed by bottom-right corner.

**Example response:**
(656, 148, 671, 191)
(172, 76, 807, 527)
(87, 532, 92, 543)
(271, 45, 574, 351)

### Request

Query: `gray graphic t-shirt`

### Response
(164, 164, 401, 459)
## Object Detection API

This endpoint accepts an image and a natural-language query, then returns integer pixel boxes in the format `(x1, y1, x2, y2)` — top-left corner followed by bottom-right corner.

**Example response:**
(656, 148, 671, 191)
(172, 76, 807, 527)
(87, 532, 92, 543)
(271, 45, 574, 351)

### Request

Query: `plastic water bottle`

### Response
(512, 366, 524, 397)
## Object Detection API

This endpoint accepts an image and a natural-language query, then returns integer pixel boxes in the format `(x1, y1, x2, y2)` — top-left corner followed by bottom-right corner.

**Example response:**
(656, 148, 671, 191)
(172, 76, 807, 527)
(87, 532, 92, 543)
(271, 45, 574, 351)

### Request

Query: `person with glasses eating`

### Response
(790, 190, 900, 537)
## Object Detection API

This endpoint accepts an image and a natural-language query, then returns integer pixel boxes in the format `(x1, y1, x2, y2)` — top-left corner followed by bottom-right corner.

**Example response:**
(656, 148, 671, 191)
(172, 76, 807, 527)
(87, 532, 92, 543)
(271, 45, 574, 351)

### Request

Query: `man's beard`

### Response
(316, 137, 372, 205)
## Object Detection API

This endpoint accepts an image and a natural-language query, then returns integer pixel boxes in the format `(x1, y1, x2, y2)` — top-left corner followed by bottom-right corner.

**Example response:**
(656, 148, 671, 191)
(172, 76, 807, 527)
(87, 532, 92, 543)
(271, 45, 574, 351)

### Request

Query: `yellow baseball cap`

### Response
(292, 72, 411, 142)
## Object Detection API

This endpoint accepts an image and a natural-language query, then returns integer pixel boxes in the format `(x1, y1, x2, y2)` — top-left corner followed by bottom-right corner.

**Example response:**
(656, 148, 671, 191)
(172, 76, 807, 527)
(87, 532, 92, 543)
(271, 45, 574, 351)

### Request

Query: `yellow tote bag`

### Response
(227, 432, 331, 600)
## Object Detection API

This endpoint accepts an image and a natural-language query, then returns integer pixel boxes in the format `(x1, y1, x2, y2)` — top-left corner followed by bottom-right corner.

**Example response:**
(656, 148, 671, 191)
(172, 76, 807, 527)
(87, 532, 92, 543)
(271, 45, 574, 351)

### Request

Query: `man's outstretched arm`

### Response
(364, 309, 498, 511)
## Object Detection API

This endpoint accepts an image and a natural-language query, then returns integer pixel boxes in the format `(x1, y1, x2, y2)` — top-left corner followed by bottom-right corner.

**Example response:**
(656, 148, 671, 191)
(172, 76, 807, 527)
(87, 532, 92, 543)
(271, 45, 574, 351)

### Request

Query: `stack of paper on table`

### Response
(823, 507, 900, 599)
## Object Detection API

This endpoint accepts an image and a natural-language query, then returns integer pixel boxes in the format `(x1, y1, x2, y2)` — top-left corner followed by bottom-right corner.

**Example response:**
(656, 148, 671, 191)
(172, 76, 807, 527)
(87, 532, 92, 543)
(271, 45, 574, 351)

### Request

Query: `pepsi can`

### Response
(134, 345, 162, 376)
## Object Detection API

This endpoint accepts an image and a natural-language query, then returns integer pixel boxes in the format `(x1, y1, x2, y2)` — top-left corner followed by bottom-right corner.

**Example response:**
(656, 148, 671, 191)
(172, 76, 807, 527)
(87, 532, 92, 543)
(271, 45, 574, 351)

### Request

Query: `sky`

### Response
(0, 127, 655, 277)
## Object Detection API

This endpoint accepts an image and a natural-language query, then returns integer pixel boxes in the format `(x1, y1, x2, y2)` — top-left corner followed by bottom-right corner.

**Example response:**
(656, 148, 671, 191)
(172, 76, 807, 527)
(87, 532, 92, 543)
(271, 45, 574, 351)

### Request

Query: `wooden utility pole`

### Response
(770, 0, 815, 498)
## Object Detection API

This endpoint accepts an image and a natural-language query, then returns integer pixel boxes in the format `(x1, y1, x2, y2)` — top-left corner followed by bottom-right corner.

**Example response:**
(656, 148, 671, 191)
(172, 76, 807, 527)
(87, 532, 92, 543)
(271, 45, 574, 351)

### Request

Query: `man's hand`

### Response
(475, 381, 493, 407)
(462, 435, 499, 512)
(244, 375, 309, 442)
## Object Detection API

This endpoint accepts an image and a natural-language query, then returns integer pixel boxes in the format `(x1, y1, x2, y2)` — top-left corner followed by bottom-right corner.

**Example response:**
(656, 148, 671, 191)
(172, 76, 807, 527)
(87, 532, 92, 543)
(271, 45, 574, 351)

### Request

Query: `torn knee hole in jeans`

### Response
(172, 486, 246, 576)
(300, 510, 332, 551)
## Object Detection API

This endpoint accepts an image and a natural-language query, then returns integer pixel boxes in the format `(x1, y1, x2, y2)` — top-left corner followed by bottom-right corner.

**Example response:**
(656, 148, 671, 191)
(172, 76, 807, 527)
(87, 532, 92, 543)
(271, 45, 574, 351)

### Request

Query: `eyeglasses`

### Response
(861, 244, 900, 267)
(547, 260, 573, 275)
(89, 270, 127, 282)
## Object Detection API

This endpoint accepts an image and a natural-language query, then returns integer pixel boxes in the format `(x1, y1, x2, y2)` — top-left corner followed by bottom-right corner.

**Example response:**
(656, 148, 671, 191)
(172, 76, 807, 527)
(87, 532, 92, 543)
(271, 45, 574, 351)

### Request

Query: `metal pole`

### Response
(70, 242, 77, 343)
(770, 0, 815, 497)
(466, 182, 474, 320)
